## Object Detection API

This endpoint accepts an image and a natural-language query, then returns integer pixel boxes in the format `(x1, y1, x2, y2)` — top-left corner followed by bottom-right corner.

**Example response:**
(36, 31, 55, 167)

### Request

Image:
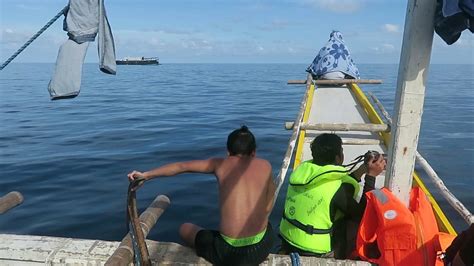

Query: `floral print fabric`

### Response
(306, 31, 360, 79)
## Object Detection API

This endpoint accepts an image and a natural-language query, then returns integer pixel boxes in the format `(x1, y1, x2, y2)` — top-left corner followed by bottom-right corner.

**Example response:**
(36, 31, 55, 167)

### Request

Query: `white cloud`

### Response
(371, 43, 396, 54)
(303, 0, 363, 13)
(383, 24, 400, 33)
(15, 4, 41, 11)
(257, 20, 290, 31)
(1, 28, 32, 44)
(453, 33, 474, 48)
(1, 27, 64, 46)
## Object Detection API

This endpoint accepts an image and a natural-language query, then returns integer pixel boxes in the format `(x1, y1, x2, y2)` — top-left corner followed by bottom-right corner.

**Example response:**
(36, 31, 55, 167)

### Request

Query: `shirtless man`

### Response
(128, 126, 276, 265)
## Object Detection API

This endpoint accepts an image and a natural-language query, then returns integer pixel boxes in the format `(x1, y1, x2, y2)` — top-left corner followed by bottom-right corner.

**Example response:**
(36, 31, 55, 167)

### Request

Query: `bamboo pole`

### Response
(369, 92, 474, 225)
(285, 122, 389, 132)
(274, 74, 313, 202)
(287, 79, 383, 85)
(416, 155, 474, 224)
(305, 137, 383, 145)
(342, 138, 383, 145)
(106, 195, 170, 266)
(0, 191, 23, 214)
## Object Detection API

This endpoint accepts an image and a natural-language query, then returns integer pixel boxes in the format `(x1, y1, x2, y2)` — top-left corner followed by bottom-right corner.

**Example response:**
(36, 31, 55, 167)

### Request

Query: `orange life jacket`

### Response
(356, 187, 451, 266)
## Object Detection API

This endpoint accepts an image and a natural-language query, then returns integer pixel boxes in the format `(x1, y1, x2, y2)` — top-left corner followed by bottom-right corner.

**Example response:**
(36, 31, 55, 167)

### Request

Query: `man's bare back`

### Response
(214, 156, 275, 238)
(127, 126, 276, 265)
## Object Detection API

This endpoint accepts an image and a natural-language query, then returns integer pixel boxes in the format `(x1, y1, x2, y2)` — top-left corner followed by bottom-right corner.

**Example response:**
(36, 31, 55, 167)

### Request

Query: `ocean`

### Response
(0, 63, 472, 244)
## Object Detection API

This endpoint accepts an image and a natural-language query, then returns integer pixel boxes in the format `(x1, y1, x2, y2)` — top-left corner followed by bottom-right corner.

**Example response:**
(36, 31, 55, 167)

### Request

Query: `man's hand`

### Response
(128, 170, 146, 181)
(127, 170, 147, 191)
(366, 156, 386, 177)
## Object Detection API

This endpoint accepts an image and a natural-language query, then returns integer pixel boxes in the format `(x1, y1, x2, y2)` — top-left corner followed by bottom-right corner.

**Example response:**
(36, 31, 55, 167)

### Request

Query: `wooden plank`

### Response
(106, 195, 170, 266)
(285, 122, 389, 132)
(288, 79, 382, 85)
(0, 191, 23, 214)
(386, 0, 437, 206)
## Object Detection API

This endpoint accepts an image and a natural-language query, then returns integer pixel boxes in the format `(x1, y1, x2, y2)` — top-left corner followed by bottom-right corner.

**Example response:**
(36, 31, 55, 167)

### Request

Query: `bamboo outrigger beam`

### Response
(106, 195, 170, 266)
(285, 122, 390, 132)
(386, 0, 437, 206)
(306, 137, 382, 145)
(287, 79, 383, 85)
(0, 191, 23, 214)
(341, 138, 383, 145)
(369, 92, 474, 225)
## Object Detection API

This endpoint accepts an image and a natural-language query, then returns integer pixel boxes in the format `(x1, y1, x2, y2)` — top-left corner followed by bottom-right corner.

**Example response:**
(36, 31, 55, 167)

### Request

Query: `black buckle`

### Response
(283, 212, 332, 235)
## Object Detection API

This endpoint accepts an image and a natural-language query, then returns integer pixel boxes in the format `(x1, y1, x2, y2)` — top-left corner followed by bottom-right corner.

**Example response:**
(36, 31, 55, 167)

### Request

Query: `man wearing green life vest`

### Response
(279, 133, 386, 258)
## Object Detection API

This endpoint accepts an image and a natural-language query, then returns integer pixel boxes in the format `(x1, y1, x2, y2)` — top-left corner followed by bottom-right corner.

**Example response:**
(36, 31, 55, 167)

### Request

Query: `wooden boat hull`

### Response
(292, 81, 455, 234)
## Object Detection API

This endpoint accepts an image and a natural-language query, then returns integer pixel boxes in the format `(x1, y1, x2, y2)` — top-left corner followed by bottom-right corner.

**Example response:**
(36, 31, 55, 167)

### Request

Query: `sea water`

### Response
(0, 63, 472, 243)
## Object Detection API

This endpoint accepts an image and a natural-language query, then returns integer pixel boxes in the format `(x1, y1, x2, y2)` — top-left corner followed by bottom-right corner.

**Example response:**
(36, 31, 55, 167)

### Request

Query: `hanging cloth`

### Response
(48, 0, 116, 100)
(434, 0, 474, 45)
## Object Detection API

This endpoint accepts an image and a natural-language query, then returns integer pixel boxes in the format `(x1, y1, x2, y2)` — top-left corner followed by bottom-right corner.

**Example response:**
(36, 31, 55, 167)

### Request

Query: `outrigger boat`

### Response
(0, 0, 472, 265)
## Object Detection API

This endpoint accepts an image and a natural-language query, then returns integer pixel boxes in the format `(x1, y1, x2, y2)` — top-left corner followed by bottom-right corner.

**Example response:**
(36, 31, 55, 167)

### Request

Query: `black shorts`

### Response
(195, 223, 274, 266)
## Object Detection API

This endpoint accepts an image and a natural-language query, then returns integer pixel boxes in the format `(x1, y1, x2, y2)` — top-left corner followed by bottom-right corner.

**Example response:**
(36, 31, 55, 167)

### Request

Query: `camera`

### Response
(364, 150, 387, 164)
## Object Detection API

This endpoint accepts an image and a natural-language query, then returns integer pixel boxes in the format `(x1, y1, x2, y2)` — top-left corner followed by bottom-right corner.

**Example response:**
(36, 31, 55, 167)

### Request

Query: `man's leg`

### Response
(179, 222, 203, 247)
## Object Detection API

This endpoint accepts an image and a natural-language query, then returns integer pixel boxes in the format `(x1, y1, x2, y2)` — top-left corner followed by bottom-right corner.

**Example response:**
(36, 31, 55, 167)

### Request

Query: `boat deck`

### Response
(0, 234, 371, 265)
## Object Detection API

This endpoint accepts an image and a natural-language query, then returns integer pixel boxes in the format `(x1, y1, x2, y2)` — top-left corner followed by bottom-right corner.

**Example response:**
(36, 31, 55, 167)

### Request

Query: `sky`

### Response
(1, 0, 473, 64)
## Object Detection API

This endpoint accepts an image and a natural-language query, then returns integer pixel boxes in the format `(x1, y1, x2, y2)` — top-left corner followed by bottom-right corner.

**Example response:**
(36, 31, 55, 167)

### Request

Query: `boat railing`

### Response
(273, 74, 313, 202)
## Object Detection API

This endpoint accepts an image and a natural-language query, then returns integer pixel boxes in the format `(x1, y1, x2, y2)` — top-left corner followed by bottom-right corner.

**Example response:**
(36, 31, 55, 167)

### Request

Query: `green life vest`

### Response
(279, 161, 360, 254)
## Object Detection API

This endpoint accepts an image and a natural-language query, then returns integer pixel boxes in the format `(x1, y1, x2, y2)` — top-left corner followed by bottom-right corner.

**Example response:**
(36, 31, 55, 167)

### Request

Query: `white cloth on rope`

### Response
(48, 0, 116, 100)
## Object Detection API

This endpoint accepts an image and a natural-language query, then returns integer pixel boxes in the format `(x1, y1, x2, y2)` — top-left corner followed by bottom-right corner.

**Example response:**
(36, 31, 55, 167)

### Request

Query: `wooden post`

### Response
(0, 191, 23, 214)
(106, 195, 170, 266)
(385, 0, 436, 206)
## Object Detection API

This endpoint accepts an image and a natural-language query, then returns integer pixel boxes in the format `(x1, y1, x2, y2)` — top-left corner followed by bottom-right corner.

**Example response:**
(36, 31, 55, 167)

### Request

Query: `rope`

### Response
(290, 252, 301, 266)
(0, 5, 68, 71)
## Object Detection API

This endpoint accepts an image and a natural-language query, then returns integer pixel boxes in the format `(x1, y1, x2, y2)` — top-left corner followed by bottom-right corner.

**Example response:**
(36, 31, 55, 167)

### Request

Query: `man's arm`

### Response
(128, 158, 223, 181)
(265, 172, 277, 213)
(332, 156, 386, 219)
(332, 175, 376, 219)
(349, 164, 366, 181)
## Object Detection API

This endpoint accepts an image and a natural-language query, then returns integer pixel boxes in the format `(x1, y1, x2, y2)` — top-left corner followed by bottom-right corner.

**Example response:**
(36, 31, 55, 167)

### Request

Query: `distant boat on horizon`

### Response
(116, 56, 159, 65)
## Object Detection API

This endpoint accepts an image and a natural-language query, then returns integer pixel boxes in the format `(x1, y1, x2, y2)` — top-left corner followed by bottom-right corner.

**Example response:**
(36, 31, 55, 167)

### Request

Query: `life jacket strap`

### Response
(282, 212, 332, 235)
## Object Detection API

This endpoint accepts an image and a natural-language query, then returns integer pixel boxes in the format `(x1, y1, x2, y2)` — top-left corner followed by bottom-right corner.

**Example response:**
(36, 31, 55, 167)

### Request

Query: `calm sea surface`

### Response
(0, 63, 472, 243)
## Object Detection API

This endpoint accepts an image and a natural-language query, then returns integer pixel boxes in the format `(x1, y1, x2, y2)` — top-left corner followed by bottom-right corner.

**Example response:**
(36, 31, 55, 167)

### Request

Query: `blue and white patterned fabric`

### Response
(306, 31, 360, 79)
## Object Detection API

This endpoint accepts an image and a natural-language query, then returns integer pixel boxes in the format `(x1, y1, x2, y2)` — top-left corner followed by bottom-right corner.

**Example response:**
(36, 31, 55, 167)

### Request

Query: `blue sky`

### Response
(1, 0, 473, 64)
